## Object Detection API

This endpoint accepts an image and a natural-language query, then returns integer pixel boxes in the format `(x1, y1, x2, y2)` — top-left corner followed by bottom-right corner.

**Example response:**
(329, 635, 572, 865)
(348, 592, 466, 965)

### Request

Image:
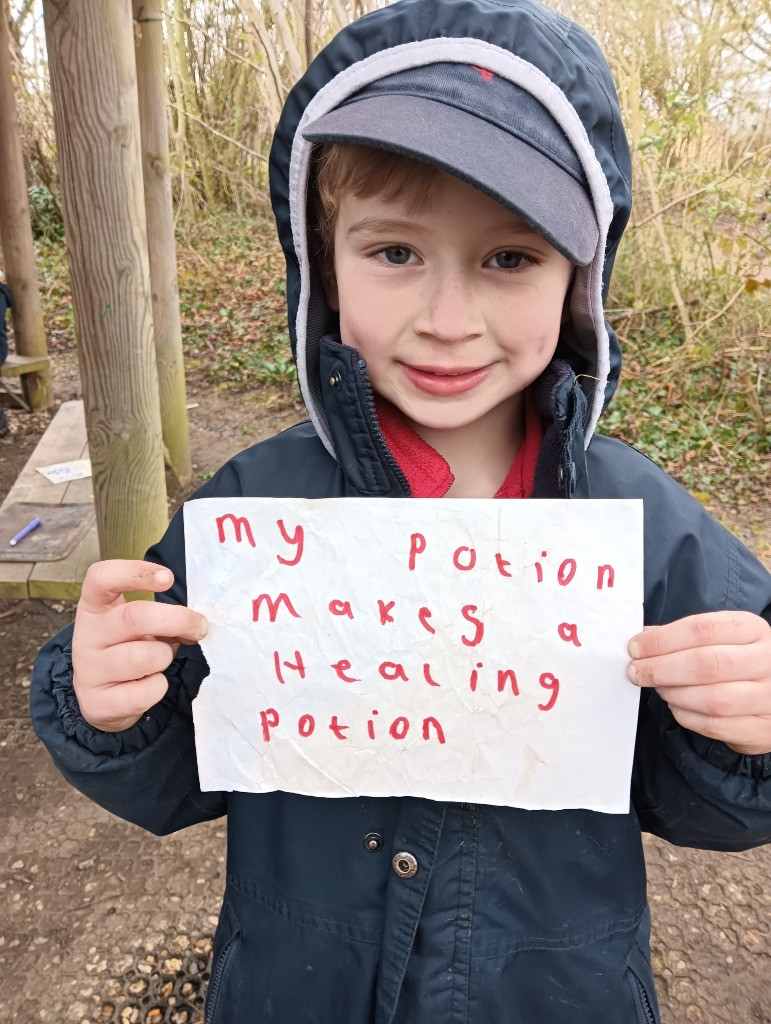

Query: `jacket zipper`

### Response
(204, 935, 237, 1024)
(353, 358, 411, 495)
(632, 973, 656, 1024)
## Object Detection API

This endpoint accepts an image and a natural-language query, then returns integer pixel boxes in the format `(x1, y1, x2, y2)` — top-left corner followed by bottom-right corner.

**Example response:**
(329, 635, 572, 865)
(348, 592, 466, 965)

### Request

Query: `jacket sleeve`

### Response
(632, 530, 771, 851)
(633, 687, 771, 851)
(624, 451, 771, 850)
(27, 465, 247, 836)
(28, 428, 331, 836)
(29, 626, 226, 835)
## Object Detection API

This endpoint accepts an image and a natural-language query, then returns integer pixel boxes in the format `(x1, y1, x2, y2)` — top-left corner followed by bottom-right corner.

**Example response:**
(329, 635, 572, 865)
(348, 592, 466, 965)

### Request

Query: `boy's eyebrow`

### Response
(346, 213, 546, 239)
(346, 216, 429, 237)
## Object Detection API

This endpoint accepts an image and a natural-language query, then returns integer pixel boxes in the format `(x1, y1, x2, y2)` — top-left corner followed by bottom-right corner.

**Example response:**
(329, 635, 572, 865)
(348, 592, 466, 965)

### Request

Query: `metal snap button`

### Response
(328, 370, 342, 388)
(392, 851, 418, 879)
(363, 832, 383, 852)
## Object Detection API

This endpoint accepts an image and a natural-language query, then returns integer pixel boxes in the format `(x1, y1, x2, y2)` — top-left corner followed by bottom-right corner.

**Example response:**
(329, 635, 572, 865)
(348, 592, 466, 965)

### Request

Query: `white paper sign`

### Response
(36, 459, 92, 484)
(185, 498, 644, 812)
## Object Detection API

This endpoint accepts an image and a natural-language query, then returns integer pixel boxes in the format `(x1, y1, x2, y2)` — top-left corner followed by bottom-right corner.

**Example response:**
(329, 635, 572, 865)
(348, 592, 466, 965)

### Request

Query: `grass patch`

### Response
(601, 308, 769, 510)
(176, 212, 296, 393)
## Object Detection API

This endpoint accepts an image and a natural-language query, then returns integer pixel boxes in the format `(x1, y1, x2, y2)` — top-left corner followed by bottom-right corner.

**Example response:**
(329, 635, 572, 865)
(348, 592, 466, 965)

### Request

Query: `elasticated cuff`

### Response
(51, 640, 185, 757)
(686, 731, 771, 782)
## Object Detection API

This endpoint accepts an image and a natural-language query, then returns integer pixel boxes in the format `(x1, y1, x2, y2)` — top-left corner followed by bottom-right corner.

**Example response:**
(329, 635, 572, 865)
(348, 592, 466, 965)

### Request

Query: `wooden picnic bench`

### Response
(0, 399, 99, 600)
(0, 352, 50, 410)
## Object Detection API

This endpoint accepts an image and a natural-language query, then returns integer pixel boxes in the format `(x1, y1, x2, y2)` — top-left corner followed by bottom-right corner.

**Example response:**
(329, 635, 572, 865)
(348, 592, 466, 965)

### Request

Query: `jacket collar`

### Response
(376, 394, 543, 499)
(318, 334, 589, 499)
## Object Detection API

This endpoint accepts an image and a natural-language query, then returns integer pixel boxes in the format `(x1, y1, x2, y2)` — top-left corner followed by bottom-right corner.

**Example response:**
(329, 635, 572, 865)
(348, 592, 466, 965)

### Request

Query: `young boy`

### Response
(31, 0, 771, 1020)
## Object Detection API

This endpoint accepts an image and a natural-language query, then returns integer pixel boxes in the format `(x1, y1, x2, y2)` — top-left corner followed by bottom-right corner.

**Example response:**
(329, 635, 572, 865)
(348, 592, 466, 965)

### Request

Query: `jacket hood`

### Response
(268, 0, 632, 456)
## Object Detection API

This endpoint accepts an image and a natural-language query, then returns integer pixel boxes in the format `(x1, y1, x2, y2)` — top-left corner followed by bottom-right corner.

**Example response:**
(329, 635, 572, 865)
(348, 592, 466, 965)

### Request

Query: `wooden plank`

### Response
(0, 400, 91, 511)
(62, 475, 94, 505)
(0, 501, 93, 561)
(20, 400, 88, 476)
(0, 353, 50, 377)
(0, 562, 33, 599)
(29, 528, 100, 600)
(0, 399, 99, 599)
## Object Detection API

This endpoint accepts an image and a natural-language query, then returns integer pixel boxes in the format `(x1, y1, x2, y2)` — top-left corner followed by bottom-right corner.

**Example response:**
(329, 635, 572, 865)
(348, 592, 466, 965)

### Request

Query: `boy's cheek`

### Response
(338, 290, 400, 351)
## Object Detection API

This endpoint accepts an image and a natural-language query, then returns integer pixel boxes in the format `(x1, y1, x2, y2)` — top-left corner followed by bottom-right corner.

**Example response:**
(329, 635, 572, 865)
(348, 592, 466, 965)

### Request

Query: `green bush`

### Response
(28, 185, 64, 241)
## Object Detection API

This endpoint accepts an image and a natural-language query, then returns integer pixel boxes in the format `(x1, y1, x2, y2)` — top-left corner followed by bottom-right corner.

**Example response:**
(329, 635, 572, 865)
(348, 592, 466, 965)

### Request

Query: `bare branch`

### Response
(630, 145, 771, 231)
(167, 102, 269, 164)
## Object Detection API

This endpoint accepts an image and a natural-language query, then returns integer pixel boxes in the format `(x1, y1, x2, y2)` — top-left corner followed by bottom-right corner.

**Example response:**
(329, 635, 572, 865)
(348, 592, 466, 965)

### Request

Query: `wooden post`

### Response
(0, 1, 51, 409)
(134, 0, 191, 487)
(43, 0, 168, 560)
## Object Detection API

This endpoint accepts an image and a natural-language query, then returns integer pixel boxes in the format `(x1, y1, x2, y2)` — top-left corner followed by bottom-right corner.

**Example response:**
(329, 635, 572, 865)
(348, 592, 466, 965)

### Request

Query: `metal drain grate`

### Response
(93, 938, 212, 1024)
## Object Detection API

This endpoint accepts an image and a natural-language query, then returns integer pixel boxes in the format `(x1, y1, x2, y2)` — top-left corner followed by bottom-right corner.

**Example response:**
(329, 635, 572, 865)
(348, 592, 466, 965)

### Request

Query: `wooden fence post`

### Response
(0, 1, 51, 409)
(134, 0, 192, 487)
(43, 0, 168, 560)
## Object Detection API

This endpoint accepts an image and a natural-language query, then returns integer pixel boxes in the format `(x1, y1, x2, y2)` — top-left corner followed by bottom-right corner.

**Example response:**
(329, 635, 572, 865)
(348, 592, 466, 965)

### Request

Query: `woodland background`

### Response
(4, 0, 770, 506)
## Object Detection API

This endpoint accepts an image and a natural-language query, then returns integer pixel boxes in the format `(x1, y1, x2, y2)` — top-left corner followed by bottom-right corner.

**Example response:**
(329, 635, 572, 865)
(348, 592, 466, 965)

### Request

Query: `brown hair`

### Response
(310, 143, 442, 271)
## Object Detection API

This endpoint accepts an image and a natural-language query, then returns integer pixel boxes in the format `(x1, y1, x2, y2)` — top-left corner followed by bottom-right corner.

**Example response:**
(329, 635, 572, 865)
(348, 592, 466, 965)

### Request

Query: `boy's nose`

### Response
(413, 271, 485, 344)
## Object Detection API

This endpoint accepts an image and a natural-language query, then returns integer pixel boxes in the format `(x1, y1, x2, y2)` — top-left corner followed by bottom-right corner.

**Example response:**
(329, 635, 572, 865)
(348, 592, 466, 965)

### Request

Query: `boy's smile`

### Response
(400, 362, 495, 397)
(327, 170, 574, 451)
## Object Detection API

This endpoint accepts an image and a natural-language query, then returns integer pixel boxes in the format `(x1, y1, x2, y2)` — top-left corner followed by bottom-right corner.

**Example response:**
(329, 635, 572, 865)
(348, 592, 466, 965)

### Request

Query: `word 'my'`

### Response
(216, 514, 616, 591)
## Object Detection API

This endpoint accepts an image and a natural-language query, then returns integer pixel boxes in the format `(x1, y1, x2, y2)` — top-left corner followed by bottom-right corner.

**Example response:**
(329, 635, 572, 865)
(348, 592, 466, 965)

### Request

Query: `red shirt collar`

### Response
(377, 394, 543, 499)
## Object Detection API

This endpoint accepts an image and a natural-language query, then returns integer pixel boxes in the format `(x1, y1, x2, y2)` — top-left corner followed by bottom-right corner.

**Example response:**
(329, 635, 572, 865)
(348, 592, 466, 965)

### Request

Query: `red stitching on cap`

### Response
(470, 65, 494, 81)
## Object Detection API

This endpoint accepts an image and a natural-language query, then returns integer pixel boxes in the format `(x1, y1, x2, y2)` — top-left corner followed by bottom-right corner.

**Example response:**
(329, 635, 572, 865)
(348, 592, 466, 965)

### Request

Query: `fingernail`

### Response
(628, 638, 641, 659)
(199, 617, 209, 640)
(627, 663, 639, 685)
(155, 569, 172, 586)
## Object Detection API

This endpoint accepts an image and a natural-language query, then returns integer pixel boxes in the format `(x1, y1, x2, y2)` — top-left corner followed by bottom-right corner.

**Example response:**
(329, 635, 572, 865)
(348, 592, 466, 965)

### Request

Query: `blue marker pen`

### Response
(9, 516, 42, 546)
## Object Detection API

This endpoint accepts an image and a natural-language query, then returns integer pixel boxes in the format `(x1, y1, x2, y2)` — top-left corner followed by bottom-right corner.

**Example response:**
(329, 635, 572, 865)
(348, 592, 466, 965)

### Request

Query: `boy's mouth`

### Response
(400, 363, 493, 396)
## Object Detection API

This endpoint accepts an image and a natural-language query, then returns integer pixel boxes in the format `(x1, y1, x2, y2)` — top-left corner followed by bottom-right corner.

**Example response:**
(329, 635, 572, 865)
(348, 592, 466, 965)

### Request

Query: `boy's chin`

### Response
(408, 412, 482, 433)
(396, 397, 525, 439)
(385, 398, 475, 433)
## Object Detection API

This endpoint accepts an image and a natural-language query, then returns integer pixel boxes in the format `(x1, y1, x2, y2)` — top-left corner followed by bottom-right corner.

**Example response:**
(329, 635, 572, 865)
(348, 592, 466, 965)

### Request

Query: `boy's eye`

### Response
(489, 250, 528, 271)
(381, 246, 413, 265)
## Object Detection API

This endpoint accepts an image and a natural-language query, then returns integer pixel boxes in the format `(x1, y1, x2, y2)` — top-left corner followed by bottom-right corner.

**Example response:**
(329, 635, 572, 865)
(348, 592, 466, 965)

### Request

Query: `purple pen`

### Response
(9, 516, 42, 546)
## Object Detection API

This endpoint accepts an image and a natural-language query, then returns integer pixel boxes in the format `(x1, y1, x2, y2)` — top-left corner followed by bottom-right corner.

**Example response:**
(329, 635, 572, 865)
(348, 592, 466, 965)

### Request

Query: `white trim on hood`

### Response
(289, 37, 614, 457)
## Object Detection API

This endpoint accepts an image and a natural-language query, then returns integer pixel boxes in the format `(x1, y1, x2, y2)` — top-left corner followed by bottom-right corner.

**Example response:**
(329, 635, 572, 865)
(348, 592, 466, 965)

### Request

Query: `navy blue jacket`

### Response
(31, 1, 771, 1021)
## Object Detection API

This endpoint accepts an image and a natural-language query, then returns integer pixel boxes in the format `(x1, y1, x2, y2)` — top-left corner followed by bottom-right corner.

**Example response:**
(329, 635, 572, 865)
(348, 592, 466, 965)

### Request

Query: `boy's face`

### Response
(326, 170, 573, 440)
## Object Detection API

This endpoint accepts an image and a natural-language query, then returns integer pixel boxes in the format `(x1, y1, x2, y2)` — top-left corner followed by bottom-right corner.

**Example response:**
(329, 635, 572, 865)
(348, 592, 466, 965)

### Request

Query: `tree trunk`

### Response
(166, 0, 192, 218)
(238, 0, 287, 114)
(43, 0, 168, 561)
(264, 0, 303, 83)
(304, 0, 313, 67)
(133, 0, 191, 487)
(168, 0, 218, 213)
(326, 0, 349, 37)
(176, 6, 218, 206)
(0, 0, 51, 408)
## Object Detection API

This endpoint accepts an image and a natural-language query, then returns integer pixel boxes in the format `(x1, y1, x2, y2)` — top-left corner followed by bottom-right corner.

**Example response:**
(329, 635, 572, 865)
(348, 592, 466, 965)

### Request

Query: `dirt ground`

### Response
(0, 366, 769, 1024)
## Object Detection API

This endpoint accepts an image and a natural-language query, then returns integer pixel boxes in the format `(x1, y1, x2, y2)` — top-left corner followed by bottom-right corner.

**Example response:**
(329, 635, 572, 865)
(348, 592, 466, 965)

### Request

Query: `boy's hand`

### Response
(627, 611, 771, 755)
(72, 560, 208, 734)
